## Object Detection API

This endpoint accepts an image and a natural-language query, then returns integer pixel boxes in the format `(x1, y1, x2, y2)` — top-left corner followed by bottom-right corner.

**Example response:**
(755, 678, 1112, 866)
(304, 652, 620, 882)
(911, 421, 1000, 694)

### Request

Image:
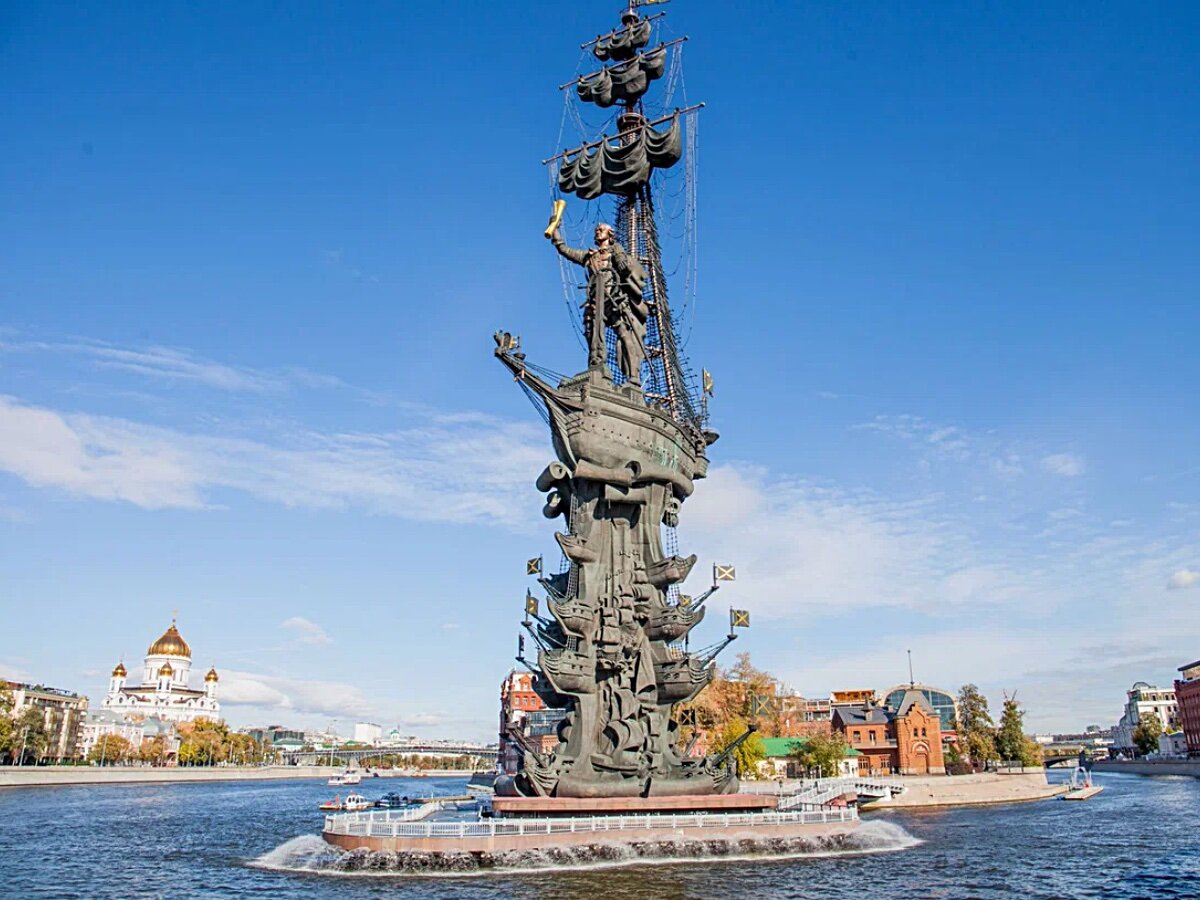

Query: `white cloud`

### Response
(681, 464, 1032, 617)
(0, 396, 204, 509)
(1041, 453, 1086, 477)
(0, 336, 346, 394)
(1167, 568, 1200, 590)
(0, 395, 545, 527)
(220, 670, 373, 719)
(0, 661, 33, 682)
(280, 617, 332, 645)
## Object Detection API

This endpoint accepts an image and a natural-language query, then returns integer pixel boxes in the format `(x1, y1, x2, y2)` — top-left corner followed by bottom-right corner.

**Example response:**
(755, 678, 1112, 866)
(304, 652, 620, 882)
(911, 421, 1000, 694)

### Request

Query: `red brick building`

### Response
(832, 690, 945, 775)
(777, 694, 833, 738)
(498, 671, 563, 775)
(1175, 659, 1200, 757)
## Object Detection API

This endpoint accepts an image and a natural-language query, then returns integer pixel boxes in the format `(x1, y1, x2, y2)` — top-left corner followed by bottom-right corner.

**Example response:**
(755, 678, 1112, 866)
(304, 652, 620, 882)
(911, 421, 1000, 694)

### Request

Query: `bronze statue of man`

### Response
(548, 221, 648, 386)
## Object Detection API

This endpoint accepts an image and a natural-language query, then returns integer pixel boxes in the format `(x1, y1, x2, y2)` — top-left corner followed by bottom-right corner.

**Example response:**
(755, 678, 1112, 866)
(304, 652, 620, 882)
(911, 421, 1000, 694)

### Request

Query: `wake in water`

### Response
(248, 820, 921, 878)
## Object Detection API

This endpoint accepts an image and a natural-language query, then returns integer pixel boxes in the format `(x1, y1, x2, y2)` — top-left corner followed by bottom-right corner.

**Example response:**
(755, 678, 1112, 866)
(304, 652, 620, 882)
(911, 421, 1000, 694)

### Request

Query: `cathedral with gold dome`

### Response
(103, 619, 221, 723)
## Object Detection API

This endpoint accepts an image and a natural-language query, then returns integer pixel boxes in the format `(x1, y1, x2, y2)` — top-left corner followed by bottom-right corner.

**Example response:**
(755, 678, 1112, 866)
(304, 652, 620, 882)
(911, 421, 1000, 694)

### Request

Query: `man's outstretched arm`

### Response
(549, 229, 591, 267)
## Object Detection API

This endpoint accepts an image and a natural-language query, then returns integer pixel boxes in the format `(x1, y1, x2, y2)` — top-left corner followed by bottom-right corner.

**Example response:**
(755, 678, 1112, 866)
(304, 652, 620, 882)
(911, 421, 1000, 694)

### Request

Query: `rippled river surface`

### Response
(1, 771, 1196, 898)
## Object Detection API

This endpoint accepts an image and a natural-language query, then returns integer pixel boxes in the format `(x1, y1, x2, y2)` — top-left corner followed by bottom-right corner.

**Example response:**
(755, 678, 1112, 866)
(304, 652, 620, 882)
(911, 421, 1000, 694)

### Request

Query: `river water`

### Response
(0, 770, 1195, 898)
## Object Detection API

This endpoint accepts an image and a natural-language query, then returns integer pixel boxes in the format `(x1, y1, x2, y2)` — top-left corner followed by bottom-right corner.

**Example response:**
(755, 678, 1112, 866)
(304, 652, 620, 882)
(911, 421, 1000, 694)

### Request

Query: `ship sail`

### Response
(592, 17, 652, 61)
(557, 114, 681, 200)
(576, 46, 667, 108)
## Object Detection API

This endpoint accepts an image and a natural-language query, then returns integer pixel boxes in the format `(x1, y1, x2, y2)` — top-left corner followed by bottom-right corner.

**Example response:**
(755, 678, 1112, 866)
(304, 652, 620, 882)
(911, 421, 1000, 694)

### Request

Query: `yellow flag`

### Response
(525, 593, 539, 617)
(715, 564, 736, 582)
(526, 557, 542, 575)
(730, 609, 750, 628)
(702, 369, 714, 396)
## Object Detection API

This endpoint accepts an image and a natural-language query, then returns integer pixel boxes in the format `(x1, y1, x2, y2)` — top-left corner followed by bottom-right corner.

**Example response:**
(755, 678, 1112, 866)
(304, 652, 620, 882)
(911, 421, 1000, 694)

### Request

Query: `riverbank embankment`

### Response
(0, 766, 471, 788)
(863, 771, 1065, 809)
(1093, 759, 1200, 778)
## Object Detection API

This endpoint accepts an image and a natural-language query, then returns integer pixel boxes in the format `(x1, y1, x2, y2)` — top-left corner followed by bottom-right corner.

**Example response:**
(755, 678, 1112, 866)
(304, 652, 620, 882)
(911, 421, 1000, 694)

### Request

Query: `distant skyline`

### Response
(2, 2, 1198, 741)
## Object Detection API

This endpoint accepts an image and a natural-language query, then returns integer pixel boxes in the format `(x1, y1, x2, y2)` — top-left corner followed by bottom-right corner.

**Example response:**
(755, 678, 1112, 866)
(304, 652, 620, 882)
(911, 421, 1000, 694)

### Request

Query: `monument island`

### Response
(322, 2, 863, 864)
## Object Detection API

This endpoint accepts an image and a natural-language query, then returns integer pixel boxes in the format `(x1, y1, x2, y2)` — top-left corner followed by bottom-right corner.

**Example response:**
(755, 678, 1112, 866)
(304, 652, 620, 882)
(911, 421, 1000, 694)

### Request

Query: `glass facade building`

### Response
(884, 684, 958, 731)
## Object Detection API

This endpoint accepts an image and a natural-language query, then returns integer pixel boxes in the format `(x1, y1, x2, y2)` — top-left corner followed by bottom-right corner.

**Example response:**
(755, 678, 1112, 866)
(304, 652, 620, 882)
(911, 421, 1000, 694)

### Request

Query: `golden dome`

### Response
(204, 667, 219, 683)
(147, 622, 191, 658)
(158, 661, 174, 677)
(112, 662, 126, 678)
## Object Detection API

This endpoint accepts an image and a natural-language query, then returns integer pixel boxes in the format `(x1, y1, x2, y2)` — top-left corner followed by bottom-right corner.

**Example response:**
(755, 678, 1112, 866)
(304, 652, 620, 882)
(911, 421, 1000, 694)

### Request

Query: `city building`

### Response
(758, 736, 859, 779)
(1158, 731, 1187, 758)
(832, 690, 946, 775)
(103, 619, 220, 724)
(304, 725, 342, 749)
(882, 684, 958, 733)
(5, 682, 89, 762)
(498, 670, 565, 774)
(80, 710, 189, 764)
(1173, 659, 1200, 758)
(831, 689, 876, 706)
(79, 709, 148, 759)
(353, 722, 382, 746)
(1112, 682, 1178, 754)
(242, 725, 306, 751)
(777, 694, 833, 737)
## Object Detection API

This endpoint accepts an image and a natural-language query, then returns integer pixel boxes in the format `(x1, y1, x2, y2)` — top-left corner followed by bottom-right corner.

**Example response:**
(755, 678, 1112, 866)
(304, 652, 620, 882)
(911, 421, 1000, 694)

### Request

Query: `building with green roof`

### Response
(758, 736, 861, 778)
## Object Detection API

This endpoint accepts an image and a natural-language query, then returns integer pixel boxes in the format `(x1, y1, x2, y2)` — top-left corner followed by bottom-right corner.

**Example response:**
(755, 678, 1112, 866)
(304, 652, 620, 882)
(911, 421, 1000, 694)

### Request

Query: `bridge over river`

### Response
(282, 742, 498, 766)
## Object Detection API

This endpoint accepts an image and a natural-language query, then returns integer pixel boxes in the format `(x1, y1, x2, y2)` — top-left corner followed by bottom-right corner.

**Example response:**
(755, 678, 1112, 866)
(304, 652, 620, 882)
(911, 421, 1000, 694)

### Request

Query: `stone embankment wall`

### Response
(864, 771, 1065, 809)
(0, 766, 470, 788)
(1093, 759, 1200, 778)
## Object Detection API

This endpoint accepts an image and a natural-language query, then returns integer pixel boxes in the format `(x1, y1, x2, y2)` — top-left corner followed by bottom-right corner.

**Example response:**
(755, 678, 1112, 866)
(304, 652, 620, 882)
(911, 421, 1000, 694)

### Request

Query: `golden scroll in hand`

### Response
(544, 199, 566, 239)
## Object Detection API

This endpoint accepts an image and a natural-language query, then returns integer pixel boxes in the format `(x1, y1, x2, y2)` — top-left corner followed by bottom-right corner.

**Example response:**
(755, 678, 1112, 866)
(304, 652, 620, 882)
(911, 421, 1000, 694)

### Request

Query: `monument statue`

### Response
(548, 222, 648, 386)
(494, 3, 743, 801)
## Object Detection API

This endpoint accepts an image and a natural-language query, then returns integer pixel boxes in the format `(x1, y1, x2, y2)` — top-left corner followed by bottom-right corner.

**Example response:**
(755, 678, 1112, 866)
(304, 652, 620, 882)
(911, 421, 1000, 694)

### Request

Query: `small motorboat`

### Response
(319, 792, 372, 812)
(327, 769, 362, 786)
(1062, 765, 1103, 801)
(374, 792, 410, 809)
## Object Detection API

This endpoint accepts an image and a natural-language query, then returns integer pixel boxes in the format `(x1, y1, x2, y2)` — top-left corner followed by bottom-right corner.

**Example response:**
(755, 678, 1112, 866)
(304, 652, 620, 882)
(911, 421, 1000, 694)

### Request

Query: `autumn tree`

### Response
(88, 734, 132, 765)
(1132, 713, 1163, 757)
(139, 736, 167, 765)
(177, 718, 231, 766)
(714, 716, 765, 778)
(680, 652, 784, 748)
(956, 684, 997, 767)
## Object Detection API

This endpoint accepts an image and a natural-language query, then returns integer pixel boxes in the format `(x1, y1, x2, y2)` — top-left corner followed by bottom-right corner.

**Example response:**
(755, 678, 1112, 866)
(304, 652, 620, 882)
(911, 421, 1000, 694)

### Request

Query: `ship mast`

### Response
(550, 1, 704, 434)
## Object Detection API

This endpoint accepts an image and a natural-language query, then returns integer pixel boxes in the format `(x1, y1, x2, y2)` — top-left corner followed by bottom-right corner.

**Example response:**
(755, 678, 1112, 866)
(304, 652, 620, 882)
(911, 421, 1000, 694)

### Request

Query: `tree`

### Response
(956, 684, 997, 766)
(714, 717, 765, 778)
(177, 717, 231, 766)
(88, 734, 132, 766)
(0, 683, 14, 761)
(14, 707, 48, 764)
(1132, 713, 1163, 757)
(139, 736, 167, 765)
(996, 695, 1041, 766)
(788, 732, 849, 778)
(680, 652, 784, 753)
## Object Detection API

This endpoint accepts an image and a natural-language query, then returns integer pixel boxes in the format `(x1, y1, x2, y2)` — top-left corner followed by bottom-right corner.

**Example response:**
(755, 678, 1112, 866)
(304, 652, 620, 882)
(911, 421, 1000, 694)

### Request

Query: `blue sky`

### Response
(1, 1, 1198, 740)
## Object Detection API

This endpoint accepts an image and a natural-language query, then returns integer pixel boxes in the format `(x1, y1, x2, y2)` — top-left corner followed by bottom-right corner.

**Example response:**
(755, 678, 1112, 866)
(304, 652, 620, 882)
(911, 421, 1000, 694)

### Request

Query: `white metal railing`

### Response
(323, 807, 857, 839)
(775, 776, 904, 810)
